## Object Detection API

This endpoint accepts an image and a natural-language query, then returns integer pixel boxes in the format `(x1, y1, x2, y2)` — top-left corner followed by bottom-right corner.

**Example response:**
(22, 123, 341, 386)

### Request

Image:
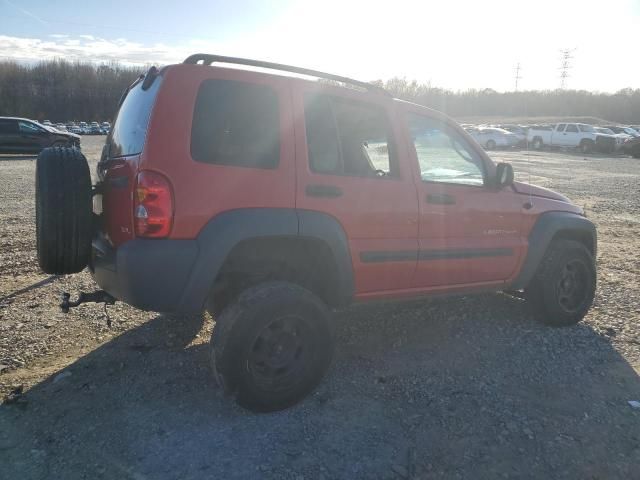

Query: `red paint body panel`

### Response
(292, 82, 419, 294)
(98, 62, 585, 303)
(142, 65, 296, 239)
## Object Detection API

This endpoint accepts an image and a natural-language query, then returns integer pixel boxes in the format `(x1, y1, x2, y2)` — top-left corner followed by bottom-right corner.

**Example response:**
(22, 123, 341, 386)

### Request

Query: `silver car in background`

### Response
(465, 127, 519, 150)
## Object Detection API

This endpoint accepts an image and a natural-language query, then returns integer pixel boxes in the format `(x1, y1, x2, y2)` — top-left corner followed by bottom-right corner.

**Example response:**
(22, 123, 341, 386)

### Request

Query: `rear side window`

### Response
(109, 76, 162, 158)
(566, 124, 578, 133)
(191, 79, 280, 169)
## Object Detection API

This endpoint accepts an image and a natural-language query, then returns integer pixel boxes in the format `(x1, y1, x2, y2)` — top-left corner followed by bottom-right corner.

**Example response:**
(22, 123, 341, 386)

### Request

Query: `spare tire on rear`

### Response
(36, 147, 92, 274)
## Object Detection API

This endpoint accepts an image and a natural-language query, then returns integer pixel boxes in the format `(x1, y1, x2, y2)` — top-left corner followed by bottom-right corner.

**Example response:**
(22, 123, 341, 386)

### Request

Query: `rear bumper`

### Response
(90, 235, 199, 312)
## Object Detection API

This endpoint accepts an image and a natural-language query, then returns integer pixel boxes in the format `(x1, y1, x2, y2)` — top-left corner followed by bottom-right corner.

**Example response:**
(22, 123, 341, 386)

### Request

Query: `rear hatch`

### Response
(96, 69, 163, 247)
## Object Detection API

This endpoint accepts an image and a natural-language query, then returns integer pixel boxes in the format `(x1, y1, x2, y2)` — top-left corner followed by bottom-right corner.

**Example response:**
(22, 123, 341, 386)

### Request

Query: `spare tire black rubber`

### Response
(36, 147, 92, 274)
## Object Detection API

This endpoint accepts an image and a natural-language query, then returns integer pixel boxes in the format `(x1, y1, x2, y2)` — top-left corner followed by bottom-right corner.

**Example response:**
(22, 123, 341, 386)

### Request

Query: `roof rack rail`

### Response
(183, 54, 388, 95)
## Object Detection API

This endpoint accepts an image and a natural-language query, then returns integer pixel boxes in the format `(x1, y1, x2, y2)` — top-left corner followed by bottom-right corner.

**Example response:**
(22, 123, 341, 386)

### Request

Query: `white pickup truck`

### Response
(527, 123, 616, 153)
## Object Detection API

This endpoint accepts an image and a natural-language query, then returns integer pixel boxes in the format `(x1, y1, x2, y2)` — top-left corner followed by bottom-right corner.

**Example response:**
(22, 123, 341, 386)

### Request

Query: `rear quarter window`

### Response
(109, 76, 162, 158)
(190, 79, 280, 169)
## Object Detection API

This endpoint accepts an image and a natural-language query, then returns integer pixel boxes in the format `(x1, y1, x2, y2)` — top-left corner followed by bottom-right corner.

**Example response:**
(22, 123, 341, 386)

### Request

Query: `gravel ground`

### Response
(1, 137, 639, 479)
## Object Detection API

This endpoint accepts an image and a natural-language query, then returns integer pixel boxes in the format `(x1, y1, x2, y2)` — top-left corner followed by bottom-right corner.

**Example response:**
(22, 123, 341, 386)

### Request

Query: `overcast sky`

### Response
(1, 0, 639, 92)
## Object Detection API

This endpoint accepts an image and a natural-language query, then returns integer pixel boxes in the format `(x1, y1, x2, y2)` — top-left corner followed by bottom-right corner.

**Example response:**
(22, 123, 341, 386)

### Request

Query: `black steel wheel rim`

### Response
(556, 259, 590, 313)
(248, 315, 310, 391)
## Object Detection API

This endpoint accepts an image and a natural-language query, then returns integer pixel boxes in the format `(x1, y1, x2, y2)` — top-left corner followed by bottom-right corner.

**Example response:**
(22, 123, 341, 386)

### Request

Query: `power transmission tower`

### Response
(514, 62, 522, 91)
(559, 49, 574, 89)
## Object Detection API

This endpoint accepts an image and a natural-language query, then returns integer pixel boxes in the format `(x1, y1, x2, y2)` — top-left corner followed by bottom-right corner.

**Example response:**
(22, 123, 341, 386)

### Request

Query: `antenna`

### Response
(514, 62, 522, 92)
(559, 48, 574, 89)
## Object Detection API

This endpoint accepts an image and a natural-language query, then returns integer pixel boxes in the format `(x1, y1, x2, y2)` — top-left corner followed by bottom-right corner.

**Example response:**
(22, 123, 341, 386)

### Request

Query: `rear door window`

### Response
(303, 94, 395, 178)
(109, 76, 162, 158)
(191, 79, 280, 169)
(565, 124, 578, 133)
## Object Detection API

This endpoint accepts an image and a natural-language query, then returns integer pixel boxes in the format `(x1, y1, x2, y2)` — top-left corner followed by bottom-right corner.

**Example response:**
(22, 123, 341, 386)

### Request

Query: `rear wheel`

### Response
(210, 281, 334, 412)
(579, 139, 594, 154)
(526, 240, 596, 327)
(36, 147, 92, 274)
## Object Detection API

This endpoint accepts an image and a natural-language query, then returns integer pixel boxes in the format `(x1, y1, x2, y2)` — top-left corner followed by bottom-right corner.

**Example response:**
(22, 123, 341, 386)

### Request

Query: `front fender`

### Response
(510, 211, 596, 290)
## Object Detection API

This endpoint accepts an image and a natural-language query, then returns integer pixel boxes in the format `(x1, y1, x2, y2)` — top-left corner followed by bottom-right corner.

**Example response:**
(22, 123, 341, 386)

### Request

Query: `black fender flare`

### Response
(511, 211, 597, 290)
(176, 208, 354, 312)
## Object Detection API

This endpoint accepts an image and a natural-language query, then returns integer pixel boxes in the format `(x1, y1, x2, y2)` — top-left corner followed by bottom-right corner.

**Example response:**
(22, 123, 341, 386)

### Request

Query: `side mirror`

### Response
(495, 162, 514, 187)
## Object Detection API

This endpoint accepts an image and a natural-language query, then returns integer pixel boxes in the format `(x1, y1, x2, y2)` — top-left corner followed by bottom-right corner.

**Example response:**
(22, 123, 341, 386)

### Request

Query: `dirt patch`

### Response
(1, 138, 639, 479)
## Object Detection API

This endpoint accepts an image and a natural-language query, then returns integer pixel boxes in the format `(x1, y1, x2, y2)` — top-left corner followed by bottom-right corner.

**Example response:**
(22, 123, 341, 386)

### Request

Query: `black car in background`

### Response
(0, 117, 81, 154)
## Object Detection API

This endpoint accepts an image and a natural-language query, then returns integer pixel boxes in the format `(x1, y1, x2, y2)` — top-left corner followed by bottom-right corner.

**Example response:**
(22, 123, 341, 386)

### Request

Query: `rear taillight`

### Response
(134, 171, 173, 238)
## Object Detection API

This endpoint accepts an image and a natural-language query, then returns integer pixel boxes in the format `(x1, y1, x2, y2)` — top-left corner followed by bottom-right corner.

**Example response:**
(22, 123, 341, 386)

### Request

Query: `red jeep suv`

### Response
(35, 55, 597, 412)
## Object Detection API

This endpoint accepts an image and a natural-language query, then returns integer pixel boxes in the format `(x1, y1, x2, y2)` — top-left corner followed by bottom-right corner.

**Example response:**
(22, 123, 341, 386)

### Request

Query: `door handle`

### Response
(426, 193, 455, 205)
(305, 184, 343, 198)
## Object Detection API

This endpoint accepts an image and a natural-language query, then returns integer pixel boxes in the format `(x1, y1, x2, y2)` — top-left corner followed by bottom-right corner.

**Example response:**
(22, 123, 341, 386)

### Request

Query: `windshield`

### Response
(108, 75, 162, 158)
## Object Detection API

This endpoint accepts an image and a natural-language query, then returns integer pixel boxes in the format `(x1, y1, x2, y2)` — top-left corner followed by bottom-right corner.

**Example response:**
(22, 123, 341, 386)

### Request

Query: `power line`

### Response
(559, 48, 574, 89)
(514, 62, 522, 92)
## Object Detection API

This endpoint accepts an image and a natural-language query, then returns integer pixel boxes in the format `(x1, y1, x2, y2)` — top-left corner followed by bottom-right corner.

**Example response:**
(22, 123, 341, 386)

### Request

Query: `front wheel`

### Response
(526, 240, 596, 327)
(209, 282, 334, 412)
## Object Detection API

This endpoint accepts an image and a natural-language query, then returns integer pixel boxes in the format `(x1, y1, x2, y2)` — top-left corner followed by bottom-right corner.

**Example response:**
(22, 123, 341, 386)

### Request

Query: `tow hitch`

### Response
(61, 291, 116, 326)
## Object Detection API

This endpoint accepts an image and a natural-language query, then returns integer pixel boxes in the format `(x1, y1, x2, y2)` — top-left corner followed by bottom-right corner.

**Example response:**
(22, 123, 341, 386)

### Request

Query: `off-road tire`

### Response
(36, 146, 92, 274)
(209, 281, 334, 412)
(526, 239, 596, 327)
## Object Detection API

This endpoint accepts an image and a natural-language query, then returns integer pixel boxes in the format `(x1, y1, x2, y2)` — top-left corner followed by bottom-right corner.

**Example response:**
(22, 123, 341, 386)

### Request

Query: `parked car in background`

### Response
(492, 124, 527, 146)
(85, 122, 99, 135)
(602, 125, 640, 138)
(42, 120, 52, 126)
(0, 117, 80, 153)
(621, 136, 640, 158)
(594, 127, 629, 150)
(467, 127, 519, 149)
(527, 123, 616, 153)
(54, 123, 68, 132)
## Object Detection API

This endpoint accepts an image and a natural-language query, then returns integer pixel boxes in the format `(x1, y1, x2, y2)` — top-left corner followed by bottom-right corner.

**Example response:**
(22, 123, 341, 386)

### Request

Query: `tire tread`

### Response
(36, 147, 92, 274)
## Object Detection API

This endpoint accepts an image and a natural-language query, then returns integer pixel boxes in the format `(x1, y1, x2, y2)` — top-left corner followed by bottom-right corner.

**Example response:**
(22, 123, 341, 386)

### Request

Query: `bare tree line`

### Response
(0, 60, 143, 122)
(0, 60, 638, 124)
(373, 78, 640, 124)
